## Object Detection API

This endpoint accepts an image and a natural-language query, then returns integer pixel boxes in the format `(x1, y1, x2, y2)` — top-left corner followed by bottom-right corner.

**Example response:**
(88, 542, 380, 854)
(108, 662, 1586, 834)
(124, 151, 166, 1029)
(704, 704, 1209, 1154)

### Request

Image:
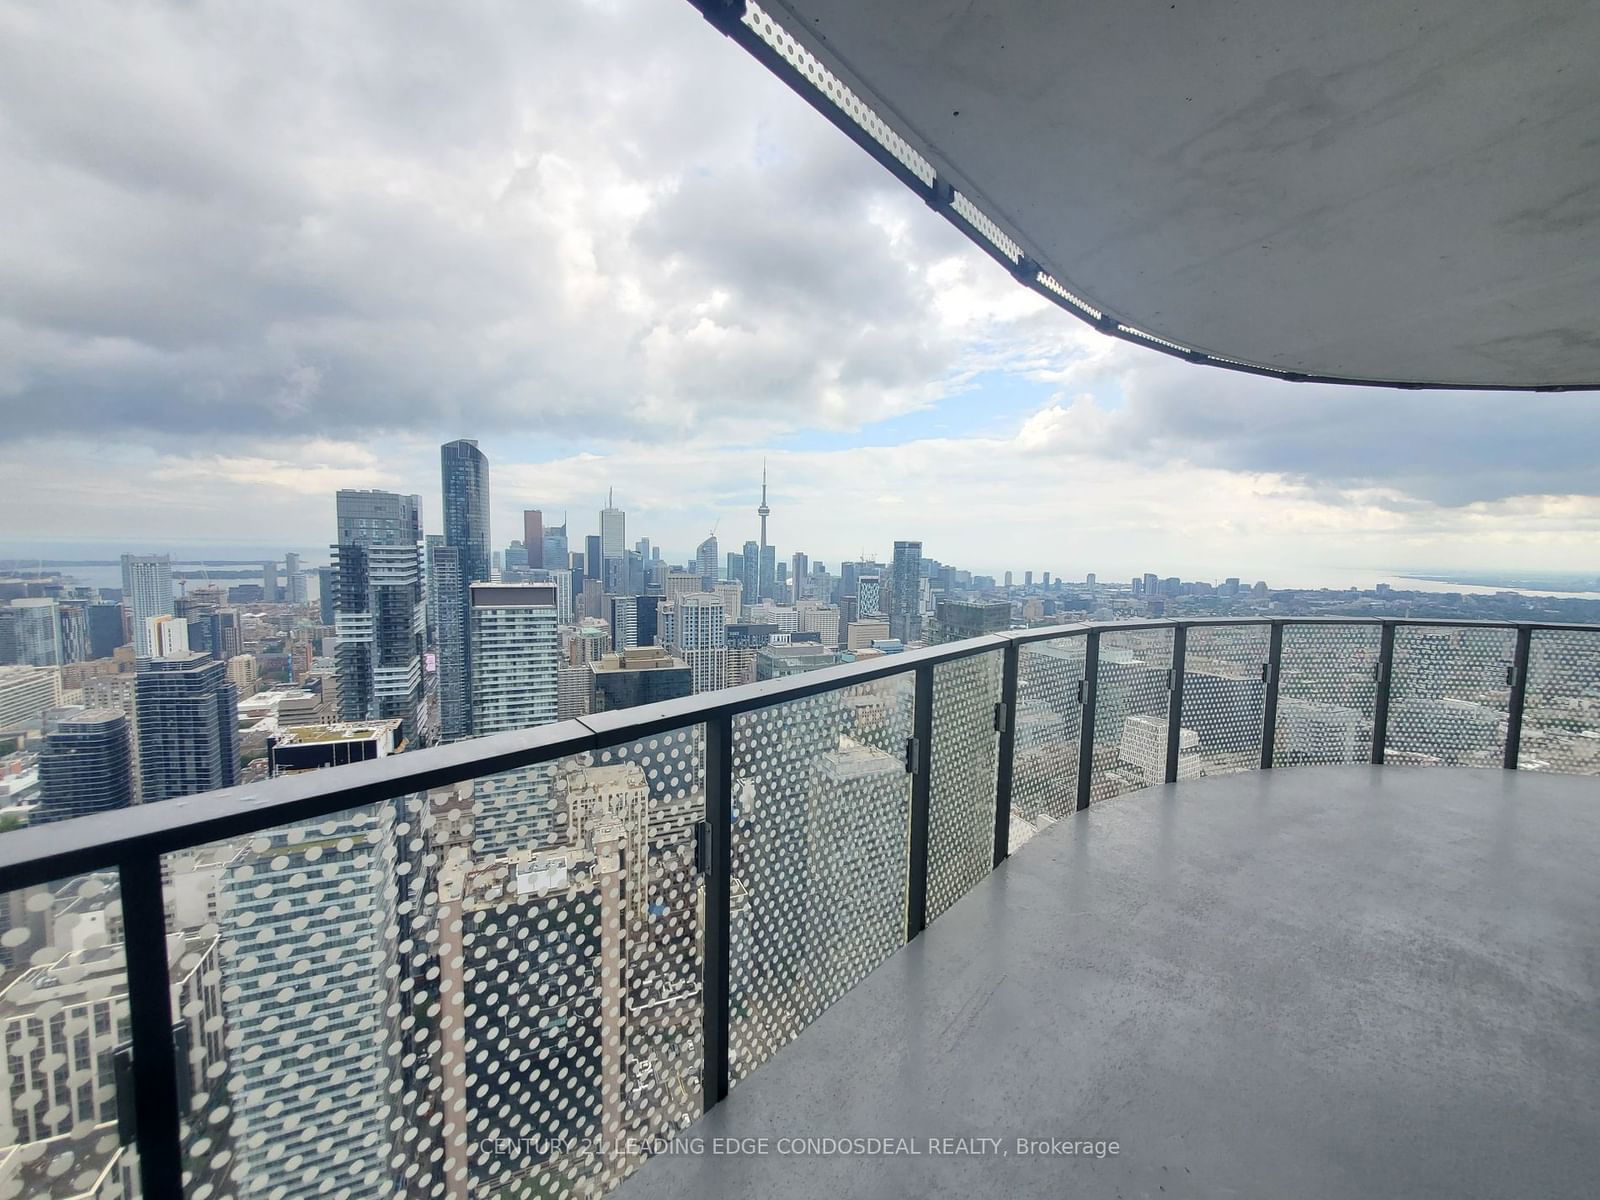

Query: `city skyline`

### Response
(5, 536, 1599, 603)
(1, 2, 1596, 576)
(7, 458, 1600, 599)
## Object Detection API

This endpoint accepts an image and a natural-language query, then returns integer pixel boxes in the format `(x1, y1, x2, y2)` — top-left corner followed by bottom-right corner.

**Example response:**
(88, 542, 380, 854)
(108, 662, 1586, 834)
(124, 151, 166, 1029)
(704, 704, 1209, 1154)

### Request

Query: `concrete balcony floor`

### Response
(619, 766, 1600, 1199)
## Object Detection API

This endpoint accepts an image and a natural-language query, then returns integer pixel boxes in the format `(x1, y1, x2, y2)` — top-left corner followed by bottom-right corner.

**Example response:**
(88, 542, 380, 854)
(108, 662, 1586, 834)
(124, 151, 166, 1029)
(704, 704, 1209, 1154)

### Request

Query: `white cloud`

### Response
(0, 0, 1594, 580)
(0, 0, 1018, 446)
(6, 409, 1598, 578)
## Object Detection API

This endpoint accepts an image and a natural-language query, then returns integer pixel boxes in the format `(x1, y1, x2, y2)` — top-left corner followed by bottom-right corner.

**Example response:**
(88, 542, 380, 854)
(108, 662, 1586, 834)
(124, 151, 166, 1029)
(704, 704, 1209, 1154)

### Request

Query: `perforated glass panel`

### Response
(1273, 624, 1380, 766)
(1520, 629, 1600, 775)
(1089, 628, 1175, 804)
(163, 727, 705, 1200)
(1011, 636, 1087, 853)
(926, 651, 1002, 923)
(1386, 626, 1514, 767)
(728, 673, 914, 1086)
(0, 873, 133, 1200)
(1179, 625, 1270, 777)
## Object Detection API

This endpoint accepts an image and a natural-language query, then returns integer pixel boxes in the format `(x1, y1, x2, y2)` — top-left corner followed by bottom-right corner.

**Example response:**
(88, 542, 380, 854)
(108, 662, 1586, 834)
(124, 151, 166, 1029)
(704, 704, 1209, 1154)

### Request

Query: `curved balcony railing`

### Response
(0, 617, 1596, 1199)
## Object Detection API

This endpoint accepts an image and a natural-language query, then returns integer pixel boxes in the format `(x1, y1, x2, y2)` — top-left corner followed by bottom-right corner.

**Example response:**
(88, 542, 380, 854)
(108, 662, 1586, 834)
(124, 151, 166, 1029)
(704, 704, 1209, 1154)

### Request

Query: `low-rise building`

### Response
(589, 647, 693, 713)
(755, 643, 842, 680)
(932, 599, 1012, 643)
(0, 666, 61, 733)
(236, 687, 328, 734)
(226, 653, 258, 695)
(268, 719, 403, 775)
(846, 620, 890, 652)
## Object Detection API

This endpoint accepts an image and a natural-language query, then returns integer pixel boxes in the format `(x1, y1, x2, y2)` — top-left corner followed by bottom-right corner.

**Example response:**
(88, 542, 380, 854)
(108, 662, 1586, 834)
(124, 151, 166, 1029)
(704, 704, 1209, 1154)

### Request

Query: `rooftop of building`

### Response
(238, 689, 319, 712)
(273, 719, 402, 746)
(41, 706, 124, 728)
(937, 598, 1011, 612)
(758, 642, 837, 659)
(0, 664, 58, 679)
(591, 647, 689, 672)
(0, 929, 213, 1012)
(0, 1123, 127, 1200)
(470, 581, 560, 607)
(135, 651, 217, 670)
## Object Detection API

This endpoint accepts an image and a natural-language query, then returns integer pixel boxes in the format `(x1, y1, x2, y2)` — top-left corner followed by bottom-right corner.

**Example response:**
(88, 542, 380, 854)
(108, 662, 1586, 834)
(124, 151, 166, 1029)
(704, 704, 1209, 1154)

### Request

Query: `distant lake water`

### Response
(6, 546, 1598, 602)
(3, 551, 329, 601)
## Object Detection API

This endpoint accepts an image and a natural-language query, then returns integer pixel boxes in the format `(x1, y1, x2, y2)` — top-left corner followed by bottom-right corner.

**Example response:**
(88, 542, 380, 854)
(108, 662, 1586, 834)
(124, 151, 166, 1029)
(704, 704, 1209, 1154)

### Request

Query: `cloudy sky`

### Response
(1, 0, 1596, 582)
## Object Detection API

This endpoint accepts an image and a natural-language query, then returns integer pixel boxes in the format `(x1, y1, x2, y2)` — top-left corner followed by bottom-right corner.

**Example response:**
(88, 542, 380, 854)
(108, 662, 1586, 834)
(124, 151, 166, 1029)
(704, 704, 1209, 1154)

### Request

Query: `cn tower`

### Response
(758, 459, 771, 554)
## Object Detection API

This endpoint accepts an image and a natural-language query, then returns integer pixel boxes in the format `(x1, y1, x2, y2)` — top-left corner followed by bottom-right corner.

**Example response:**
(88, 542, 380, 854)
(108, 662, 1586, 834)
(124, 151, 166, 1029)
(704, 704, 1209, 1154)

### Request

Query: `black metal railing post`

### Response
(701, 712, 733, 1109)
(1371, 621, 1397, 764)
(120, 853, 185, 1200)
(1165, 624, 1188, 783)
(1075, 630, 1101, 812)
(1260, 622, 1284, 769)
(1504, 625, 1533, 770)
(991, 640, 1021, 868)
(906, 664, 935, 941)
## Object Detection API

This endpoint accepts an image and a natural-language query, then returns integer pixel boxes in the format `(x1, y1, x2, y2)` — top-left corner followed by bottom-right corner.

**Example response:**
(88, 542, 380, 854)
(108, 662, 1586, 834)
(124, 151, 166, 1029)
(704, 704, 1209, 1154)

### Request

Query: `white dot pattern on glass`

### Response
(1089, 628, 1176, 805)
(1179, 624, 1271, 778)
(727, 675, 914, 1086)
(1521, 630, 1600, 774)
(1011, 635, 1088, 853)
(1386, 625, 1514, 766)
(926, 652, 1003, 922)
(159, 727, 704, 1199)
(0, 872, 131, 1200)
(1274, 624, 1381, 765)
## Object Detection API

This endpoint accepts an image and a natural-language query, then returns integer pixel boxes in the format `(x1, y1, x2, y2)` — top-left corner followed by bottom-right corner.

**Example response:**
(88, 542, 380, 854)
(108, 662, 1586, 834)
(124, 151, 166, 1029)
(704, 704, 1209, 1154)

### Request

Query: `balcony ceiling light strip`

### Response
(697, 0, 1597, 392)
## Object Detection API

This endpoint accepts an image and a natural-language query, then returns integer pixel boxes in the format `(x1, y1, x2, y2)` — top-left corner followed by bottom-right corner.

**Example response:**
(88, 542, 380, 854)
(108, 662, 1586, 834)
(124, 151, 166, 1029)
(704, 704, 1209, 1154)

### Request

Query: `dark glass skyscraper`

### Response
(135, 653, 239, 803)
(741, 540, 760, 606)
(36, 707, 133, 823)
(523, 510, 544, 569)
(333, 489, 427, 744)
(441, 440, 491, 587)
(759, 545, 777, 602)
(890, 540, 923, 644)
(57, 601, 88, 665)
(317, 565, 336, 625)
(428, 540, 468, 741)
(87, 603, 126, 659)
(695, 536, 719, 590)
(440, 439, 490, 739)
(542, 520, 568, 575)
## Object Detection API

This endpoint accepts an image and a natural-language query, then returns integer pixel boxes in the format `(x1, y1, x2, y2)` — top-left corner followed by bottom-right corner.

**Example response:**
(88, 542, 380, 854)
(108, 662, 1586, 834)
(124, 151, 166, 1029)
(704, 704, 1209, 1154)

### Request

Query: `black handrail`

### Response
(5, 618, 1592, 892)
